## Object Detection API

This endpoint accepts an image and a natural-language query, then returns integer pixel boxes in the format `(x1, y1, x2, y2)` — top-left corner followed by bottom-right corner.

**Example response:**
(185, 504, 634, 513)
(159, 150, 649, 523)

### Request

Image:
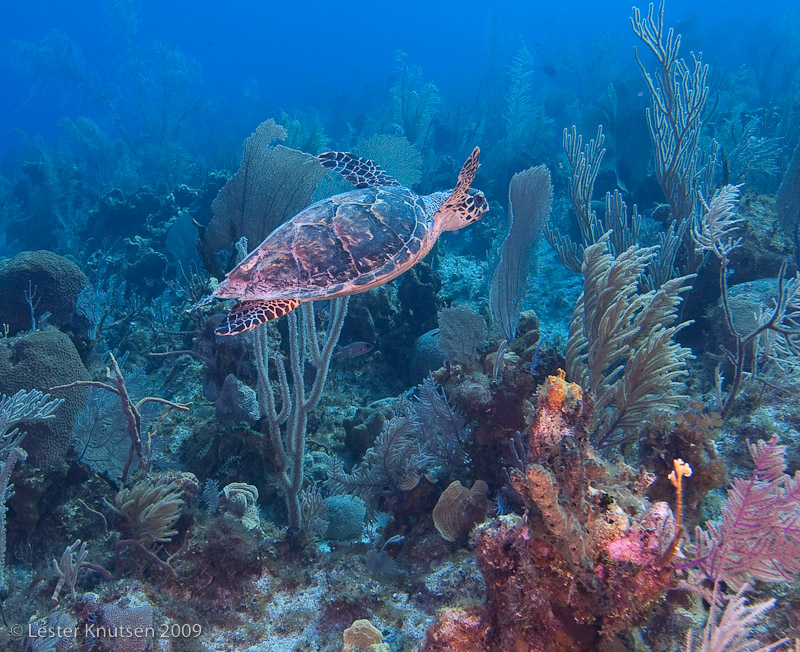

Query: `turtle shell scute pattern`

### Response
(225, 186, 429, 301)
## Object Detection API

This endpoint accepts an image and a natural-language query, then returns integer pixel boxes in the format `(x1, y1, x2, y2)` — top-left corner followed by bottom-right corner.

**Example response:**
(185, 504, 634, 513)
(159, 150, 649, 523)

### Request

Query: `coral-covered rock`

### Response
(447, 373, 492, 416)
(88, 188, 177, 245)
(409, 329, 446, 383)
(715, 277, 779, 337)
(23, 609, 78, 651)
(123, 237, 169, 298)
(343, 406, 388, 459)
(422, 607, 487, 652)
(0, 328, 89, 467)
(0, 250, 88, 334)
(423, 375, 678, 651)
(397, 264, 442, 339)
(449, 365, 536, 494)
(730, 191, 795, 284)
(508, 309, 541, 364)
(215, 373, 259, 424)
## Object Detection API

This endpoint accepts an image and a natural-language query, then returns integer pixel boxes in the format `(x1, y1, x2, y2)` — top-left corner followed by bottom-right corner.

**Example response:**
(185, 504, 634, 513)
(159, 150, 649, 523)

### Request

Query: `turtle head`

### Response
(437, 188, 488, 232)
(430, 147, 489, 232)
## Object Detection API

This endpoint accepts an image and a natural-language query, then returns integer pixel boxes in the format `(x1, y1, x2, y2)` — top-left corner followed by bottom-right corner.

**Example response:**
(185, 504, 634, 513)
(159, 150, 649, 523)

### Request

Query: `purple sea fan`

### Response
(690, 437, 800, 587)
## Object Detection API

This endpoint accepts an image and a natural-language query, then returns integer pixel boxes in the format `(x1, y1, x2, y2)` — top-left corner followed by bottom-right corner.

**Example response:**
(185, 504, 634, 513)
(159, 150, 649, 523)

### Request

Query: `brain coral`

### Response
(0, 328, 89, 467)
(324, 494, 367, 541)
(100, 592, 155, 652)
(0, 250, 88, 334)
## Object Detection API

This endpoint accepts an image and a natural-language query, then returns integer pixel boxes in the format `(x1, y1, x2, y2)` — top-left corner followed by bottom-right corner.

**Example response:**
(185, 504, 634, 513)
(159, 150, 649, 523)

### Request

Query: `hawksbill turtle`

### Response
(207, 147, 488, 335)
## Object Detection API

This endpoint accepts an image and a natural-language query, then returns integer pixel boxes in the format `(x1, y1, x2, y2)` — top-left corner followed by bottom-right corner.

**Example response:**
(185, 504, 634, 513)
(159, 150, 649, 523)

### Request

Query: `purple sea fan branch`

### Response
(415, 376, 470, 467)
(689, 437, 800, 587)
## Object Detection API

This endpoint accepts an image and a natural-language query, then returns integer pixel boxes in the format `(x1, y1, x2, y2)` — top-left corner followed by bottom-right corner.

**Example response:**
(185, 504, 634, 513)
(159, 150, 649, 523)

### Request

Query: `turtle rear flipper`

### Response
(436, 147, 489, 232)
(216, 299, 301, 335)
(318, 151, 400, 188)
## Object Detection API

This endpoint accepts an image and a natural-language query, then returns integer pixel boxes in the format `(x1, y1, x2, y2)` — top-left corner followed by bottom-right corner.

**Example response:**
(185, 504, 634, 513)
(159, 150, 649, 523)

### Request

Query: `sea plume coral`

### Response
(566, 233, 694, 446)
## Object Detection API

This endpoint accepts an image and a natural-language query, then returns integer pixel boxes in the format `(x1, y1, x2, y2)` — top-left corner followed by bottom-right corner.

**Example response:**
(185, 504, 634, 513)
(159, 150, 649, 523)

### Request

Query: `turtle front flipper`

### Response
(435, 147, 488, 232)
(318, 152, 400, 188)
(215, 299, 301, 335)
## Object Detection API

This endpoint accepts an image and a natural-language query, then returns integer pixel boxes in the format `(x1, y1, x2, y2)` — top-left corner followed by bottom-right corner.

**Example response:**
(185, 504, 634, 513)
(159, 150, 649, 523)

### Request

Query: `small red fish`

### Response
(334, 341, 374, 360)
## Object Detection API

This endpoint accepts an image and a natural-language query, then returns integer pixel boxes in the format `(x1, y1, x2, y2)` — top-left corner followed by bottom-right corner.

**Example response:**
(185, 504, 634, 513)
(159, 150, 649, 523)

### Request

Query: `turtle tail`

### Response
(215, 299, 300, 335)
(437, 147, 489, 232)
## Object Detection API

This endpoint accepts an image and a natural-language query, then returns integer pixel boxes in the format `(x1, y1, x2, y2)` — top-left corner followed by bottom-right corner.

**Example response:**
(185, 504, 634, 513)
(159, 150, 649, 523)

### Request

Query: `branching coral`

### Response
(52, 352, 190, 482)
(631, 1, 712, 273)
(692, 184, 800, 417)
(546, 126, 643, 274)
(675, 437, 800, 651)
(50, 539, 111, 605)
(689, 437, 800, 588)
(254, 299, 349, 529)
(684, 584, 791, 652)
(390, 52, 439, 149)
(0, 389, 62, 600)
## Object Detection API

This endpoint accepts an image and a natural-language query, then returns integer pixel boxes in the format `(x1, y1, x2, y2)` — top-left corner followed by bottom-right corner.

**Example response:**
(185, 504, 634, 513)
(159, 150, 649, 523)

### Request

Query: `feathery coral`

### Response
(691, 437, 800, 586)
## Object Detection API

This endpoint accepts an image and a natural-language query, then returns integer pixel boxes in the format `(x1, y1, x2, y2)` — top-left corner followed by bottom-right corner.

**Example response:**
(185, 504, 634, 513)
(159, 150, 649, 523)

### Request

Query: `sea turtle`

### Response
(207, 147, 488, 335)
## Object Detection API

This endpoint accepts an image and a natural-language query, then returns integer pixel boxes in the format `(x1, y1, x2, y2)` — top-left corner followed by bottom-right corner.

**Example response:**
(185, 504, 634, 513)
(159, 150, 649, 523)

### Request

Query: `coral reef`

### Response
(1, 2, 799, 649)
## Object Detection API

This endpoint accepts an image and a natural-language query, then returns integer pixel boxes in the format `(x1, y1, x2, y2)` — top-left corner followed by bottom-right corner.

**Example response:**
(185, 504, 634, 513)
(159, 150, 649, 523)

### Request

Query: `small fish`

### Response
(380, 535, 405, 553)
(334, 341, 374, 360)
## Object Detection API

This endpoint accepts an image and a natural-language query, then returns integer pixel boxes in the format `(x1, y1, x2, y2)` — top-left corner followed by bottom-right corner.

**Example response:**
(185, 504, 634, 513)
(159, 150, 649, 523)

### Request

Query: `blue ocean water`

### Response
(1, 0, 793, 154)
(0, 0, 799, 650)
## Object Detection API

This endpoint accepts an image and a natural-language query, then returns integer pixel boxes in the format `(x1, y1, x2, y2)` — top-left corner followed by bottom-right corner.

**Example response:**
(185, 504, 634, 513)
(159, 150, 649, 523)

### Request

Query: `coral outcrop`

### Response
(0, 328, 89, 467)
(0, 250, 88, 334)
(423, 372, 679, 651)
